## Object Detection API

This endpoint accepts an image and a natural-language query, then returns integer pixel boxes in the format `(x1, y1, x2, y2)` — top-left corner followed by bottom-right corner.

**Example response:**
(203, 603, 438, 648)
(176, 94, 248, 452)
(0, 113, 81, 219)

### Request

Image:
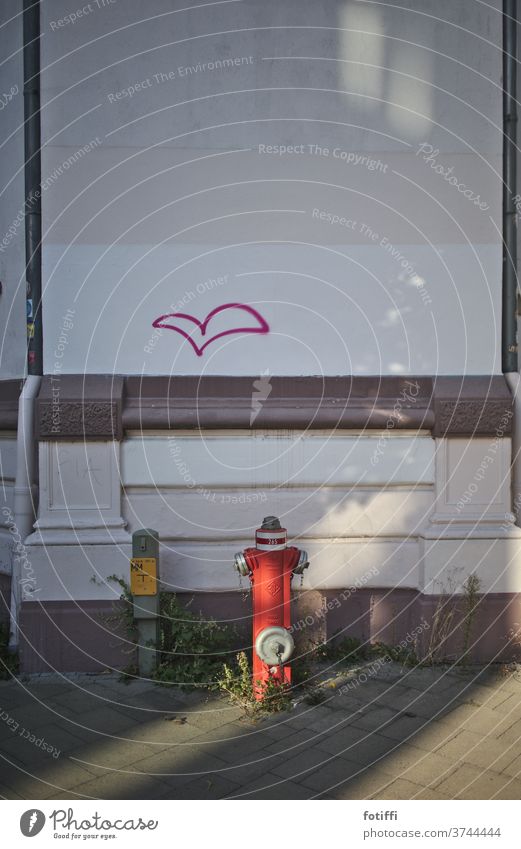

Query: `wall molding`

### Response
(33, 374, 513, 440)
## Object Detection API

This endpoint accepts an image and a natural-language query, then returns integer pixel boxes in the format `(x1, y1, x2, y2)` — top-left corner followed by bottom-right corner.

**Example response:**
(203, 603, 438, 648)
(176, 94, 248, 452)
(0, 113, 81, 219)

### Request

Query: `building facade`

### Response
(1, 0, 520, 671)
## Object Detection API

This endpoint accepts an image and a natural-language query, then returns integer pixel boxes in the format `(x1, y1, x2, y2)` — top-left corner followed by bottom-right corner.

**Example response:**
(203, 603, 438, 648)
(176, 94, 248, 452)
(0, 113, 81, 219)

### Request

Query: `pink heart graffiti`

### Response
(152, 302, 270, 357)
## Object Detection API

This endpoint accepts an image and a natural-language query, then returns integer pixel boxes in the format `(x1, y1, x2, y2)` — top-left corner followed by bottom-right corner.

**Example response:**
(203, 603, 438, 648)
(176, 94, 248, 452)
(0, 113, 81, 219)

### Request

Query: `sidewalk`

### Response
(1, 662, 521, 800)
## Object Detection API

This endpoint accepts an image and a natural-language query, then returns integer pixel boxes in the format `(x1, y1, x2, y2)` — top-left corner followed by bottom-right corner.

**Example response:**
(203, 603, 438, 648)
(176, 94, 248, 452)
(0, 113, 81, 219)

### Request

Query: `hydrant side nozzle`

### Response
(234, 552, 251, 577)
(293, 549, 309, 575)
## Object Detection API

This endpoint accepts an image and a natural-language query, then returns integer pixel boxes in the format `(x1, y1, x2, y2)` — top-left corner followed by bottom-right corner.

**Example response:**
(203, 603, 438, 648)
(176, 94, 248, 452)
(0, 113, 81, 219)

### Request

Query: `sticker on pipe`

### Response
(130, 558, 157, 595)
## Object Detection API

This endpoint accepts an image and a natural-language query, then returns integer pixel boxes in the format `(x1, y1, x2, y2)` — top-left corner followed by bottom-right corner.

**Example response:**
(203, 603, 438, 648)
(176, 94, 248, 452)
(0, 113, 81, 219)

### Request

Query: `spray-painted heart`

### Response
(152, 302, 269, 357)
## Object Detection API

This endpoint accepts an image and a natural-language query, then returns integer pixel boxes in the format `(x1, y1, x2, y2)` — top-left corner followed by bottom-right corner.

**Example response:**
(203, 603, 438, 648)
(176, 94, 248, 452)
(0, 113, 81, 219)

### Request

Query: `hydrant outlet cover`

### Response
(255, 626, 294, 665)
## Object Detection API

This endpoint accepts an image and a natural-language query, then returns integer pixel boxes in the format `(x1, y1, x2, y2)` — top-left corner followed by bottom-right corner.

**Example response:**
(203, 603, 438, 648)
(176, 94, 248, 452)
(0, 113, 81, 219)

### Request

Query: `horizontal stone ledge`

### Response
(28, 374, 514, 439)
(0, 379, 22, 430)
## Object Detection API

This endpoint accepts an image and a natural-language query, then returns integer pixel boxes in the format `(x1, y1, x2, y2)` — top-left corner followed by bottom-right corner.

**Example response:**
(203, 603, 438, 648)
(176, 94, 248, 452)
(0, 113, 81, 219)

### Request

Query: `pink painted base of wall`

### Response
(0, 573, 11, 628)
(17, 590, 521, 673)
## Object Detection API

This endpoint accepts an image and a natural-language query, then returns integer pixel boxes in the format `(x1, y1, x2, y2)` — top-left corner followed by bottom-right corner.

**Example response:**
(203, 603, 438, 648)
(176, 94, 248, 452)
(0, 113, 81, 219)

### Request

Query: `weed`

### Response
(460, 573, 481, 664)
(314, 634, 370, 664)
(154, 592, 234, 689)
(304, 686, 327, 706)
(216, 651, 292, 716)
(103, 576, 236, 689)
(422, 570, 464, 665)
(313, 634, 417, 667)
(0, 623, 18, 680)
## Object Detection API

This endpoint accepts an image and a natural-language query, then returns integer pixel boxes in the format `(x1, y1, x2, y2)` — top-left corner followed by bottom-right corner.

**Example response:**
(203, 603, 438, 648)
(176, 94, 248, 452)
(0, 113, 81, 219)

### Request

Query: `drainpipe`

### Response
(9, 0, 42, 650)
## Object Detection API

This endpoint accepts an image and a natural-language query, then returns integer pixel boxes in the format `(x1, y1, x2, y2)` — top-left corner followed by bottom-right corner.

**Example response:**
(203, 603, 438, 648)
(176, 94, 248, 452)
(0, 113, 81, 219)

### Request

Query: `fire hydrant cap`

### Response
(261, 516, 282, 530)
(234, 552, 250, 576)
(255, 626, 294, 665)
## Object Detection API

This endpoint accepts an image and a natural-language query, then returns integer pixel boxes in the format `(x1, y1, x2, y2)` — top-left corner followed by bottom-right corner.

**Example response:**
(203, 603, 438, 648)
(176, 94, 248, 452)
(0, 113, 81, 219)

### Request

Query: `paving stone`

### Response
(208, 730, 274, 761)
(2, 664, 521, 800)
(439, 703, 517, 738)
(218, 755, 286, 785)
(69, 707, 139, 736)
(187, 722, 256, 748)
(69, 740, 158, 773)
(182, 705, 244, 733)
(255, 718, 303, 740)
(375, 712, 433, 742)
(374, 686, 431, 713)
(0, 701, 62, 733)
(164, 772, 242, 799)
(271, 747, 330, 780)
(399, 693, 458, 721)
(261, 728, 319, 756)
(380, 715, 458, 749)
(455, 684, 510, 709)
(45, 689, 109, 714)
(435, 763, 521, 800)
(372, 778, 427, 799)
(4, 759, 96, 799)
(488, 692, 521, 716)
(435, 729, 519, 774)
(0, 780, 24, 799)
(69, 771, 172, 800)
(0, 729, 81, 768)
(228, 772, 311, 800)
(413, 786, 453, 799)
(24, 683, 79, 702)
(313, 724, 373, 756)
(318, 729, 398, 768)
(489, 778, 521, 800)
(20, 722, 86, 753)
(361, 743, 455, 786)
(0, 685, 31, 709)
(493, 720, 521, 746)
(295, 708, 360, 736)
(350, 705, 401, 733)
(126, 745, 230, 780)
(325, 769, 395, 800)
(300, 755, 365, 791)
(499, 750, 521, 779)
(291, 701, 362, 726)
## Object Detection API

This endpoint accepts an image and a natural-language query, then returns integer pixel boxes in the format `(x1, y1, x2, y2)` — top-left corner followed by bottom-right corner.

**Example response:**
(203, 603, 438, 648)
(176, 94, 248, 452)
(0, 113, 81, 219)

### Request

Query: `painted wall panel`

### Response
(123, 486, 435, 540)
(121, 432, 435, 488)
(38, 0, 502, 376)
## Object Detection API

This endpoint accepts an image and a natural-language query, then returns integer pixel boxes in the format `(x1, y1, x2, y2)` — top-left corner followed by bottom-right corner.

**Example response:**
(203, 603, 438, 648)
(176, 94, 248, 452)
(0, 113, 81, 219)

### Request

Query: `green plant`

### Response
(0, 623, 18, 680)
(103, 577, 237, 689)
(422, 570, 465, 665)
(216, 651, 292, 716)
(314, 634, 370, 664)
(460, 573, 481, 664)
(218, 651, 253, 704)
(101, 574, 138, 645)
(154, 591, 235, 689)
(304, 685, 327, 706)
(371, 641, 418, 667)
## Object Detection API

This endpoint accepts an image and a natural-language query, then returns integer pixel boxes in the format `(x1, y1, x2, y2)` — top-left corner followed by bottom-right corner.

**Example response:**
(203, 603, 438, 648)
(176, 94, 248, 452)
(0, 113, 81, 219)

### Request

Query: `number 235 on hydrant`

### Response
(234, 516, 309, 700)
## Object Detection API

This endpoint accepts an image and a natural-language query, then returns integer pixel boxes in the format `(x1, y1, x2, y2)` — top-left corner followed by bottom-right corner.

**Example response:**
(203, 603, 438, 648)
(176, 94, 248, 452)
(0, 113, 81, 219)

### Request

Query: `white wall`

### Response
(38, 0, 503, 375)
(26, 429, 521, 599)
(0, 433, 18, 577)
(0, 1, 26, 379)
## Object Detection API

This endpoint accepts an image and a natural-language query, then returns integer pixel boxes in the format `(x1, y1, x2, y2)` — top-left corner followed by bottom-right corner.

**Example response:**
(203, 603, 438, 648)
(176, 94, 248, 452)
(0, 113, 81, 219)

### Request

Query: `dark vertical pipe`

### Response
(23, 0, 42, 376)
(503, 0, 518, 374)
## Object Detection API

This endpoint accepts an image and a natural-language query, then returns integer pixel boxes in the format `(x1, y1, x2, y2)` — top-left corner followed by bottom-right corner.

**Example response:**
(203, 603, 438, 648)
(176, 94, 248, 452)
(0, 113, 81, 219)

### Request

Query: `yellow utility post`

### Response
(131, 529, 160, 676)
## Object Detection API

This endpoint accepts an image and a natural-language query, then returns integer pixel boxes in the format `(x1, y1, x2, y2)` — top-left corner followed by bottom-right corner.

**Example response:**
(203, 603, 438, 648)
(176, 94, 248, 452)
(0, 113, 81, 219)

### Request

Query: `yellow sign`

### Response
(130, 558, 157, 596)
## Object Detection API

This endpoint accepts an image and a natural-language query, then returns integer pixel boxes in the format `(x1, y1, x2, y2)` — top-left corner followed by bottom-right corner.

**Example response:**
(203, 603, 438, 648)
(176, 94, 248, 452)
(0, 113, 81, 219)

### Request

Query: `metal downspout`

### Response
(9, 0, 42, 650)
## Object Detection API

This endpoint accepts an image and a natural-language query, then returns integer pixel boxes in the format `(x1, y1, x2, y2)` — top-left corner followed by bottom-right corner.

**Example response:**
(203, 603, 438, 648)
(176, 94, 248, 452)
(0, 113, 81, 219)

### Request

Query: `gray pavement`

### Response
(1, 662, 521, 800)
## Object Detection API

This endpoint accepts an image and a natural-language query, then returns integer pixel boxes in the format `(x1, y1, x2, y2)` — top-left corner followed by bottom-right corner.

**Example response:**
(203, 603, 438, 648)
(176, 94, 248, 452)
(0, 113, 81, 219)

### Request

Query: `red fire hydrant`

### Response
(234, 516, 309, 699)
